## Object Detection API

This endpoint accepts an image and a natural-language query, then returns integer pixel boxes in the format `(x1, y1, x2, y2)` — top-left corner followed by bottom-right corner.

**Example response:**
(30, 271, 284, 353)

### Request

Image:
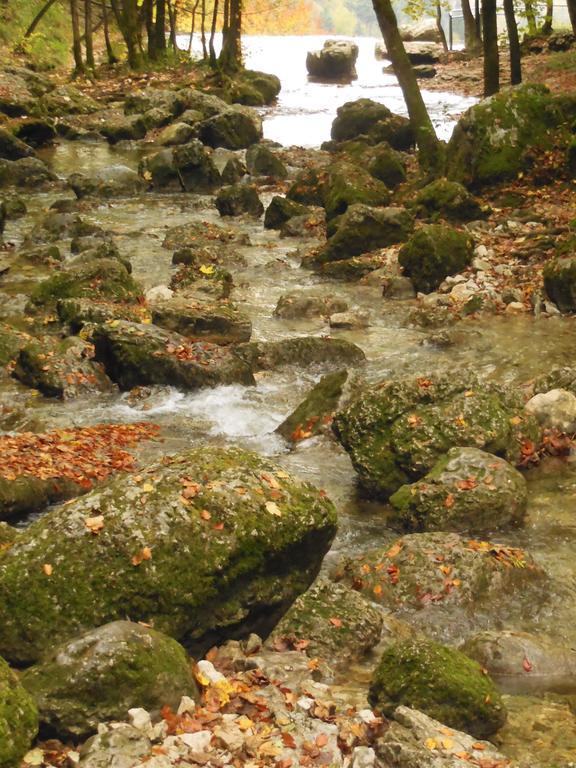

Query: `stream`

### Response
(3, 35, 576, 764)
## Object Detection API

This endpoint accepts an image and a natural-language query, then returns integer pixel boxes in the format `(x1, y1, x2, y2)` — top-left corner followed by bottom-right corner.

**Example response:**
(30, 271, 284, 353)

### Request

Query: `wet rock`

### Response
(57, 298, 149, 332)
(29, 259, 142, 309)
(331, 99, 414, 150)
(22, 621, 198, 740)
(543, 255, 576, 313)
(199, 106, 263, 150)
(286, 166, 326, 207)
(13, 336, 114, 399)
(163, 219, 250, 253)
(280, 211, 325, 239)
(25, 211, 102, 245)
(389, 447, 527, 533)
(3, 196, 27, 220)
(404, 41, 443, 64)
(412, 178, 485, 222)
(315, 252, 388, 281)
(447, 84, 572, 188)
(170, 265, 234, 299)
(141, 141, 221, 193)
(157, 122, 196, 146)
(100, 114, 147, 144)
(0, 323, 33, 366)
(336, 532, 548, 638)
(367, 143, 407, 189)
(0, 473, 83, 523)
(274, 292, 348, 320)
(69, 166, 147, 198)
(0, 655, 38, 767)
(236, 337, 365, 373)
(124, 88, 183, 116)
(399, 225, 474, 294)
(525, 388, 576, 432)
(242, 146, 285, 181)
(264, 196, 310, 230)
(215, 183, 264, 217)
(276, 369, 350, 443)
(10, 117, 57, 148)
(79, 724, 151, 768)
(221, 156, 247, 184)
(306, 40, 359, 81)
(0, 445, 337, 665)
(268, 580, 383, 669)
(377, 706, 509, 768)
(316, 204, 414, 264)
(324, 161, 391, 220)
(139, 106, 173, 131)
(40, 84, 100, 117)
(151, 296, 252, 345)
(463, 630, 576, 695)
(532, 366, 576, 396)
(0, 127, 35, 161)
(370, 639, 506, 738)
(329, 310, 370, 329)
(382, 275, 416, 300)
(332, 373, 539, 499)
(0, 157, 58, 189)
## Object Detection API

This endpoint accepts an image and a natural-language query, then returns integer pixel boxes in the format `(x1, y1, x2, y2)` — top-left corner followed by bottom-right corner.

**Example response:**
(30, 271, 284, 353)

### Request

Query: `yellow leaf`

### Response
(265, 501, 282, 516)
(142, 483, 154, 493)
(425, 738, 438, 750)
(441, 738, 454, 750)
(84, 515, 105, 534)
(43, 563, 53, 576)
(237, 715, 254, 731)
(200, 264, 215, 275)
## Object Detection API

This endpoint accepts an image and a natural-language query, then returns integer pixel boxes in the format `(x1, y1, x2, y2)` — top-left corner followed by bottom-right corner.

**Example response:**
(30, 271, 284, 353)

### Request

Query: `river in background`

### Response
(177, 34, 477, 146)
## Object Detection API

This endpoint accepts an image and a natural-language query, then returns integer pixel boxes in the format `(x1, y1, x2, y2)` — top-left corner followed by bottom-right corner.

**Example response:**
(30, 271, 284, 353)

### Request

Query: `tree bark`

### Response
(482, 0, 499, 96)
(371, 0, 444, 174)
(110, 0, 142, 68)
(167, 0, 178, 50)
(25, 0, 59, 38)
(155, 0, 167, 54)
(188, 0, 201, 53)
(435, 0, 448, 53)
(503, 0, 521, 85)
(209, 0, 220, 65)
(541, 0, 553, 34)
(461, 0, 482, 54)
(144, 0, 156, 58)
(70, 0, 85, 73)
(102, 1, 119, 63)
(84, 0, 95, 69)
(524, 0, 538, 35)
(201, 0, 208, 59)
(219, 0, 242, 72)
(567, 0, 576, 34)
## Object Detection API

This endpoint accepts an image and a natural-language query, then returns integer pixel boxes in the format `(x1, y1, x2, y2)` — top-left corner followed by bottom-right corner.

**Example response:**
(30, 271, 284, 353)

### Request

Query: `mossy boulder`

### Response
(69, 166, 146, 199)
(57, 298, 149, 332)
(199, 106, 263, 150)
(398, 225, 474, 294)
(324, 162, 391, 221)
(273, 292, 348, 320)
(369, 639, 506, 738)
(246, 145, 287, 179)
(221, 70, 281, 106)
(29, 259, 142, 309)
(0, 475, 83, 523)
(276, 370, 350, 443)
(157, 122, 195, 146)
(389, 447, 528, 533)
(10, 117, 56, 148)
(0, 324, 32, 367)
(264, 196, 310, 230)
(332, 373, 539, 499)
(24, 212, 102, 245)
(316, 204, 414, 264)
(140, 141, 221, 193)
(93, 320, 254, 391)
(0, 446, 337, 665)
(0, 128, 34, 161)
(222, 156, 247, 184)
(331, 99, 414, 150)
(286, 167, 327, 207)
(0, 655, 38, 767)
(0, 158, 58, 189)
(170, 266, 233, 300)
(215, 184, 264, 217)
(22, 621, 197, 740)
(447, 84, 572, 188)
(307, 40, 359, 81)
(151, 296, 252, 345)
(40, 85, 100, 117)
(124, 89, 183, 116)
(368, 144, 407, 189)
(268, 580, 383, 668)
(543, 256, 576, 313)
(235, 337, 365, 373)
(100, 114, 147, 144)
(412, 178, 485, 222)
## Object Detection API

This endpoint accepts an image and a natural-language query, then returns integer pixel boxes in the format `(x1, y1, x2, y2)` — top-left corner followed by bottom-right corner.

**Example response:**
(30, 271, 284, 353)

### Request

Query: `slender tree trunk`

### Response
(435, 0, 448, 53)
(167, 0, 178, 50)
(155, 0, 167, 54)
(482, 0, 499, 96)
(371, 0, 444, 174)
(541, 0, 553, 34)
(201, 0, 208, 58)
(188, 0, 201, 53)
(25, 0, 59, 37)
(84, 0, 95, 69)
(503, 0, 521, 85)
(110, 0, 142, 68)
(209, 0, 220, 65)
(524, 0, 538, 35)
(102, 1, 119, 63)
(70, 0, 85, 73)
(219, 0, 242, 71)
(144, 0, 156, 58)
(568, 0, 576, 34)
(461, 0, 482, 53)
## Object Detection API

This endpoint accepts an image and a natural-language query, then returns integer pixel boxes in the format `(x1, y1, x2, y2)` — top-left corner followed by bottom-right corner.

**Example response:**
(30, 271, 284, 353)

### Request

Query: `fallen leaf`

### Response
(265, 501, 282, 516)
(523, 657, 533, 672)
(43, 563, 53, 576)
(329, 617, 343, 628)
(84, 515, 105, 534)
(132, 546, 152, 566)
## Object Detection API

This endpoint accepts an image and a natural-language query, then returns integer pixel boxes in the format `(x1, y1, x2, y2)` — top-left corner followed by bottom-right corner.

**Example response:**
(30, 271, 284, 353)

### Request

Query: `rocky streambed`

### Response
(0, 62, 576, 768)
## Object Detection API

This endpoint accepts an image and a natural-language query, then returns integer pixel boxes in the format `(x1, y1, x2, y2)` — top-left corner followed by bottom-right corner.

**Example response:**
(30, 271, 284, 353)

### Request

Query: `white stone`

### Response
(450, 282, 476, 301)
(146, 285, 174, 302)
(197, 659, 226, 683)
(128, 708, 153, 736)
(178, 730, 213, 751)
(177, 695, 197, 715)
(213, 723, 245, 752)
(358, 709, 377, 723)
(352, 746, 376, 768)
(297, 696, 315, 711)
(526, 389, 576, 433)
(474, 244, 489, 258)
(505, 301, 525, 314)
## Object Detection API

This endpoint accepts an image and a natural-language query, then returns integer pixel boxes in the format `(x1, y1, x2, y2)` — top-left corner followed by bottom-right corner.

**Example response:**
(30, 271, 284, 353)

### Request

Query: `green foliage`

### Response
(0, 0, 71, 69)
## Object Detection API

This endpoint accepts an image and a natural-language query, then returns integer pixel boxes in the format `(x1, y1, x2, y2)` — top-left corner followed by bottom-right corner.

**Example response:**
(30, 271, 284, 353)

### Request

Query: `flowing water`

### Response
(4, 36, 576, 763)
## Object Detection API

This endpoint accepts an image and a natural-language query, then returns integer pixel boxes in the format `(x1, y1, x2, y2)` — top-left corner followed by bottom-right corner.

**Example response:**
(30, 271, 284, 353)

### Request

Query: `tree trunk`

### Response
(209, 0, 220, 65)
(475, 0, 481, 40)
(70, 0, 85, 73)
(219, 0, 242, 72)
(482, 0, 499, 96)
(144, 0, 156, 58)
(435, 0, 448, 53)
(188, 0, 201, 53)
(461, 0, 482, 54)
(371, 0, 444, 174)
(84, 0, 95, 69)
(201, 0, 208, 59)
(167, 0, 178, 50)
(102, 1, 119, 64)
(524, 0, 538, 35)
(567, 0, 576, 34)
(25, 0, 59, 37)
(155, 0, 167, 54)
(110, 0, 142, 68)
(503, 0, 521, 85)
(541, 0, 553, 34)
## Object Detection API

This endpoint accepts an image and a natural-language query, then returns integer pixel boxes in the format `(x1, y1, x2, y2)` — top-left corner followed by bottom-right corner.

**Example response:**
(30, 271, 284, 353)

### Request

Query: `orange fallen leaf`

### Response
(43, 563, 53, 576)
(132, 546, 152, 566)
(329, 617, 343, 628)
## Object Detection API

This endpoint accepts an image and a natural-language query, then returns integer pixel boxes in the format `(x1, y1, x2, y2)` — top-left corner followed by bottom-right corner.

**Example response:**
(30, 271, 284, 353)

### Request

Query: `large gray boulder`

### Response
(0, 158, 58, 189)
(306, 40, 359, 81)
(199, 106, 263, 150)
(0, 446, 337, 665)
(140, 140, 221, 192)
(331, 98, 414, 150)
(398, 224, 474, 293)
(69, 166, 147, 199)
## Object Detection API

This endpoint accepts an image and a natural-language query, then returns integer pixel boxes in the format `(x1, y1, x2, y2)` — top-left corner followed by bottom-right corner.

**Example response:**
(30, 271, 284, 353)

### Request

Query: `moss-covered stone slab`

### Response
(22, 621, 198, 740)
(140, 141, 222, 193)
(235, 337, 365, 373)
(369, 640, 506, 738)
(323, 162, 391, 221)
(268, 579, 383, 668)
(0, 446, 337, 665)
(215, 184, 264, 218)
(199, 106, 263, 150)
(398, 225, 474, 294)
(332, 373, 538, 499)
(411, 178, 486, 222)
(276, 370, 349, 443)
(264, 196, 310, 230)
(330, 99, 414, 151)
(93, 320, 254, 391)
(151, 296, 252, 345)
(389, 447, 527, 533)
(0, 655, 38, 768)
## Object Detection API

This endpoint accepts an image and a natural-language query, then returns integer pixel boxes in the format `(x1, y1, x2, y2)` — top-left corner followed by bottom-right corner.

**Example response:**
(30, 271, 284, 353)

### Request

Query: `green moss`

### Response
(324, 161, 391, 221)
(369, 639, 506, 738)
(0, 656, 38, 768)
(29, 260, 142, 308)
(398, 224, 474, 294)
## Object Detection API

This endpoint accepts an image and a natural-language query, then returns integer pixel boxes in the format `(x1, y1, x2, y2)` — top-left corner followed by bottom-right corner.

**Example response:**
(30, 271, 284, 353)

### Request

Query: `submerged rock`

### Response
(0, 655, 38, 768)
(306, 40, 359, 81)
(273, 292, 348, 320)
(22, 621, 198, 740)
(369, 639, 506, 738)
(398, 225, 474, 294)
(215, 183, 264, 217)
(0, 446, 337, 665)
(69, 166, 146, 199)
(389, 447, 528, 533)
(235, 337, 365, 373)
(0, 157, 58, 189)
